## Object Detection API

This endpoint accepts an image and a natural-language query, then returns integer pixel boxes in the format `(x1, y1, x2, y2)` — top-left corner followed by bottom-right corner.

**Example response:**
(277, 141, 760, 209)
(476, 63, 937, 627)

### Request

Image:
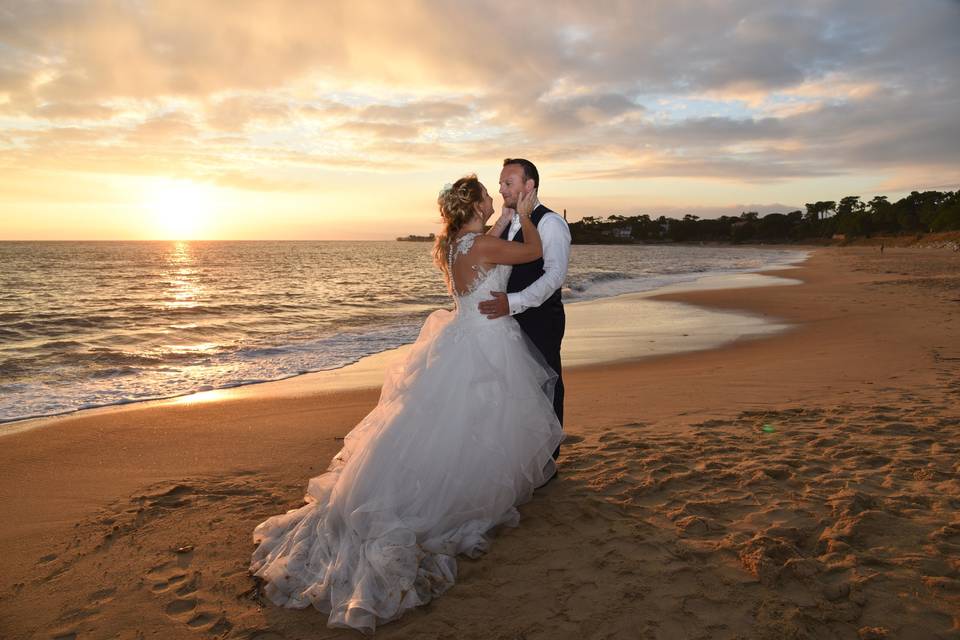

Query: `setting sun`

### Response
(143, 179, 219, 239)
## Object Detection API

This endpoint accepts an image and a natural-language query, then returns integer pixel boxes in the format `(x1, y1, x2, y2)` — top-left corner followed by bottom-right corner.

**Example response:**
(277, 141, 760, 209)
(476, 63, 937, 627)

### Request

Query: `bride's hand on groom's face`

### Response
(517, 188, 537, 217)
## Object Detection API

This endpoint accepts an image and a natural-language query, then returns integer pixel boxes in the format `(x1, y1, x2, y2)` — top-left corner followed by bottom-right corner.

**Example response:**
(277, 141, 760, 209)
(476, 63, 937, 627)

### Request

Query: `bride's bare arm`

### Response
(486, 207, 513, 237)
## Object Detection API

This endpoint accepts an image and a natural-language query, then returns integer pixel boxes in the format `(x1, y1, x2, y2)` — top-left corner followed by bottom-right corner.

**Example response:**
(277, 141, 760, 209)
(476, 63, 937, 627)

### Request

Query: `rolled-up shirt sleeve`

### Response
(507, 214, 571, 315)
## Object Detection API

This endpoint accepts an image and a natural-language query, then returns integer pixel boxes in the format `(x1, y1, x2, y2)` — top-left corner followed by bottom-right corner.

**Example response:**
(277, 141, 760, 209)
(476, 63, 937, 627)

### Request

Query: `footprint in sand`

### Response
(146, 560, 191, 594)
(186, 611, 218, 628)
(163, 589, 229, 634)
(139, 483, 195, 508)
(149, 550, 233, 635)
(89, 587, 116, 603)
(149, 571, 189, 594)
(164, 597, 198, 618)
(53, 594, 106, 627)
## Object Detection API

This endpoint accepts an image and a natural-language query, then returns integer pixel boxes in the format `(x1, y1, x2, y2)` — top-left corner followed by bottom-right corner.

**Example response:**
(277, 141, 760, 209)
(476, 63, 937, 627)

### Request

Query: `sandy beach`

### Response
(2, 246, 959, 639)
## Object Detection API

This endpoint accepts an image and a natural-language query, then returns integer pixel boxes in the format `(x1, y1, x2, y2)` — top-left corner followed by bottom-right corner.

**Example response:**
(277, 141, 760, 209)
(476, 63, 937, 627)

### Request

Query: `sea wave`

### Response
(0, 242, 807, 425)
(565, 250, 806, 302)
(0, 322, 424, 423)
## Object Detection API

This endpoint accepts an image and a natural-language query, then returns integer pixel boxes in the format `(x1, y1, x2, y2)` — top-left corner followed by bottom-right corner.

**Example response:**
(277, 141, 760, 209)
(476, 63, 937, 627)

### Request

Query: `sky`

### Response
(1, 0, 958, 240)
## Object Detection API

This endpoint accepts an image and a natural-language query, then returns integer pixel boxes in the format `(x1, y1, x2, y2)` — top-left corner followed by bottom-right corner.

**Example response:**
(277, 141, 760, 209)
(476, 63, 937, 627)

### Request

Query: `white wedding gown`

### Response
(250, 232, 564, 633)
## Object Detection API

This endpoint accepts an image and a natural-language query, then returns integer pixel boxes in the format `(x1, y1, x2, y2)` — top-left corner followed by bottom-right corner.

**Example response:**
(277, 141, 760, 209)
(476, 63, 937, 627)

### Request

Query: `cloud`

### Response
(206, 170, 314, 192)
(330, 99, 473, 141)
(126, 112, 198, 142)
(337, 121, 421, 140)
(359, 101, 471, 123)
(0, 0, 957, 230)
(205, 95, 294, 132)
(0, 66, 30, 94)
(567, 153, 838, 182)
(34, 101, 118, 120)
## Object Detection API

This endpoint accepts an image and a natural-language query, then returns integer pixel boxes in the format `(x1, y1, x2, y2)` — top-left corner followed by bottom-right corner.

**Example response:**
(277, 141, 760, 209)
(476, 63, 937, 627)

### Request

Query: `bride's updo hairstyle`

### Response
(433, 174, 483, 279)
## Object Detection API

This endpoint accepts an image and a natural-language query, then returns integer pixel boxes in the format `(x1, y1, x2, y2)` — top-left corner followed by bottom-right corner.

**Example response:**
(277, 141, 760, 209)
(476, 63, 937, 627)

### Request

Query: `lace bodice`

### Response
(447, 232, 510, 320)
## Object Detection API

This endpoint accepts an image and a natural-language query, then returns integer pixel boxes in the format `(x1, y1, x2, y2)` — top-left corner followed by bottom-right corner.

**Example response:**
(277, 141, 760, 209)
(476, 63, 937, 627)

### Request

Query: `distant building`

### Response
(396, 233, 436, 242)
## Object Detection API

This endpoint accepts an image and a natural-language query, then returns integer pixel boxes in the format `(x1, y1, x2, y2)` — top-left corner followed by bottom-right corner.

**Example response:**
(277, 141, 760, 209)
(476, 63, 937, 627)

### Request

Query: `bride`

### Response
(249, 174, 564, 633)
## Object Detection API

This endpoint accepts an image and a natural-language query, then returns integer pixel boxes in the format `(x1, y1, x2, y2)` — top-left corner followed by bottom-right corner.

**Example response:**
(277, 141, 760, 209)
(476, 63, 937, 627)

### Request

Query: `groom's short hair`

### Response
(503, 158, 539, 189)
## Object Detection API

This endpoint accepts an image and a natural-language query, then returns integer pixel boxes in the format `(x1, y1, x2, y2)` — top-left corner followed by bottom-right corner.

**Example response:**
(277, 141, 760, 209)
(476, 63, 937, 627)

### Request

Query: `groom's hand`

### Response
(479, 291, 509, 319)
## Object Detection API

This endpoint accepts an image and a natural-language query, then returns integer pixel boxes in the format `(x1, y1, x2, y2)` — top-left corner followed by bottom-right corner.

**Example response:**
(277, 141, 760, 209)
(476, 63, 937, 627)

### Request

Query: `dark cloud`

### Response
(0, 0, 956, 188)
(633, 116, 788, 146)
(517, 93, 646, 136)
(570, 155, 839, 182)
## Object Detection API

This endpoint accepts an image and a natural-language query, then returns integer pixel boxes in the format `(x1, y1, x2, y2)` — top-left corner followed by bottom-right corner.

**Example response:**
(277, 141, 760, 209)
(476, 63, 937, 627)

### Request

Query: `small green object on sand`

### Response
(761, 424, 776, 433)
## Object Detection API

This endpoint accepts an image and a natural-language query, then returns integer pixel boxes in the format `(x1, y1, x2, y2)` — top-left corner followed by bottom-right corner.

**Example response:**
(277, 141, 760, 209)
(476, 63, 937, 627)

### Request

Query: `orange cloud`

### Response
(0, 1, 956, 239)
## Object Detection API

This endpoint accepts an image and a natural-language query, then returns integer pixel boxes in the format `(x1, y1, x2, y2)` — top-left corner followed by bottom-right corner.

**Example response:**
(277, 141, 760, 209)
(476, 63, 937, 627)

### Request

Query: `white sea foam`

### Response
(0, 241, 808, 425)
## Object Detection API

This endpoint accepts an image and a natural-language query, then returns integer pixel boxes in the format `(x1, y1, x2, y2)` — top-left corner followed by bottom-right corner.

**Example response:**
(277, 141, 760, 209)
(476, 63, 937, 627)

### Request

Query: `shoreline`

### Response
(0, 256, 807, 436)
(2, 246, 958, 638)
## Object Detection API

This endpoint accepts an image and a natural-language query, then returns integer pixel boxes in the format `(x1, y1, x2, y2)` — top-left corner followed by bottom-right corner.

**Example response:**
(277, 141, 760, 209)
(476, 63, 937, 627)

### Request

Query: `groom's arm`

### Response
(506, 214, 571, 315)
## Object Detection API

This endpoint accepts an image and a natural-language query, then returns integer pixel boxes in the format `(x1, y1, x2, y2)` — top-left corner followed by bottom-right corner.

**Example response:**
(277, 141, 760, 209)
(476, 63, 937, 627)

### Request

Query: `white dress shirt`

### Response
(506, 200, 572, 315)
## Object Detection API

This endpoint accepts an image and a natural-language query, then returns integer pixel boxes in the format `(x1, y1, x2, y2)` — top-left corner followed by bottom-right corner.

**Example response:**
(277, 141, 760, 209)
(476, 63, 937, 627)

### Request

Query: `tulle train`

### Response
(250, 308, 564, 633)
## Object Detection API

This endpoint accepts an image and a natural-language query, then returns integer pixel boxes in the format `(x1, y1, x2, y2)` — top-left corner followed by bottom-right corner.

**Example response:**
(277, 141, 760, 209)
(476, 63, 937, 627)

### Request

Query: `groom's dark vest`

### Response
(500, 204, 560, 304)
(502, 203, 566, 437)
(500, 204, 565, 356)
(502, 203, 565, 433)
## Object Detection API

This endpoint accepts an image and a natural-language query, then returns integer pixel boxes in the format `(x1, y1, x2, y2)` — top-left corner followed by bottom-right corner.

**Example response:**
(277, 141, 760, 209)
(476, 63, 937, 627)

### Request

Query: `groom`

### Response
(479, 158, 571, 462)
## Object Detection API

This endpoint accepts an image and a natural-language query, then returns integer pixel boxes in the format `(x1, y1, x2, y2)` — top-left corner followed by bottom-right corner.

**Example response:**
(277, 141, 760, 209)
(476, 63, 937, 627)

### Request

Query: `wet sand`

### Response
(1, 246, 958, 639)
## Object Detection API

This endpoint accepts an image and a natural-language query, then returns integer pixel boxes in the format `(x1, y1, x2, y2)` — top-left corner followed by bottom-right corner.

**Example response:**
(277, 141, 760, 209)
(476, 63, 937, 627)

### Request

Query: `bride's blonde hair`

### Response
(433, 174, 483, 283)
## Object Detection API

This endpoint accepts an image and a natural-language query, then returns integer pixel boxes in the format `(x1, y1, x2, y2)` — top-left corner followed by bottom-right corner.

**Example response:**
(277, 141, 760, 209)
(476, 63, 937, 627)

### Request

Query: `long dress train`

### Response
(249, 232, 564, 633)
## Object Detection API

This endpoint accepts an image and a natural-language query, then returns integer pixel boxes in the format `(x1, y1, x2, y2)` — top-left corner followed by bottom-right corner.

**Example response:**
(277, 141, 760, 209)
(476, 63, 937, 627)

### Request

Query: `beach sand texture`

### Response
(1, 246, 958, 639)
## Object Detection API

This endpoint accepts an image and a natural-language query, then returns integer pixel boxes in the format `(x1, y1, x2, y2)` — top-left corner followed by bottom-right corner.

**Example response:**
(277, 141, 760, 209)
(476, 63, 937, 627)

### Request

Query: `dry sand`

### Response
(1, 246, 958, 639)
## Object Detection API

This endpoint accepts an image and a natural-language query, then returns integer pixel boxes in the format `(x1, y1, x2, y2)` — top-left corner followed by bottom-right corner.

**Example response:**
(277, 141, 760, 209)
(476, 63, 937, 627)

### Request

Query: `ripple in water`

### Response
(0, 240, 805, 423)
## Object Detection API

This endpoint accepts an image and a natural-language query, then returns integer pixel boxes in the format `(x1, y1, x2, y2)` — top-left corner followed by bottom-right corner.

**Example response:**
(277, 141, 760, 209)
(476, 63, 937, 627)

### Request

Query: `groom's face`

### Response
(499, 164, 532, 209)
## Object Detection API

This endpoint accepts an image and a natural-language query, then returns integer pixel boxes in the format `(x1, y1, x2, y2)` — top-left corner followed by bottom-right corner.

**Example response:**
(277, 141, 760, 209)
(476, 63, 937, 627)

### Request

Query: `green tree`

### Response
(837, 196, 864, 217)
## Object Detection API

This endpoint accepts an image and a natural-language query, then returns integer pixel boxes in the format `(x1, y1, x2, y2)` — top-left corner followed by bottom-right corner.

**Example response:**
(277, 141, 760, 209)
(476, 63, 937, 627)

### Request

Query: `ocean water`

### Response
(0, 241, 805, 423)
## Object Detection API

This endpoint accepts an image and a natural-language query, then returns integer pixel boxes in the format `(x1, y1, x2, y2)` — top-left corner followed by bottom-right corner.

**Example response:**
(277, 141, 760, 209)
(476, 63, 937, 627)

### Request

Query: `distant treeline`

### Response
(569, 190, 960, 244)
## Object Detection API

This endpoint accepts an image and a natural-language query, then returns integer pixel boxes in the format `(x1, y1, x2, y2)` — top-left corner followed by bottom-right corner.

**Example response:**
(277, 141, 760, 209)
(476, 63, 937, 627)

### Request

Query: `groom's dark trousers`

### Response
(501, 204, 565, 460)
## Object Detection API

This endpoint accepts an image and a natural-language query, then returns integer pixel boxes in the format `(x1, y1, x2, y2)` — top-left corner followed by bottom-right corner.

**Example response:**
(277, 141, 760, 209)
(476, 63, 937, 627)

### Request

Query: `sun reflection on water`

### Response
(163, 342, 220, 354)
(164, 241, 203, 309)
